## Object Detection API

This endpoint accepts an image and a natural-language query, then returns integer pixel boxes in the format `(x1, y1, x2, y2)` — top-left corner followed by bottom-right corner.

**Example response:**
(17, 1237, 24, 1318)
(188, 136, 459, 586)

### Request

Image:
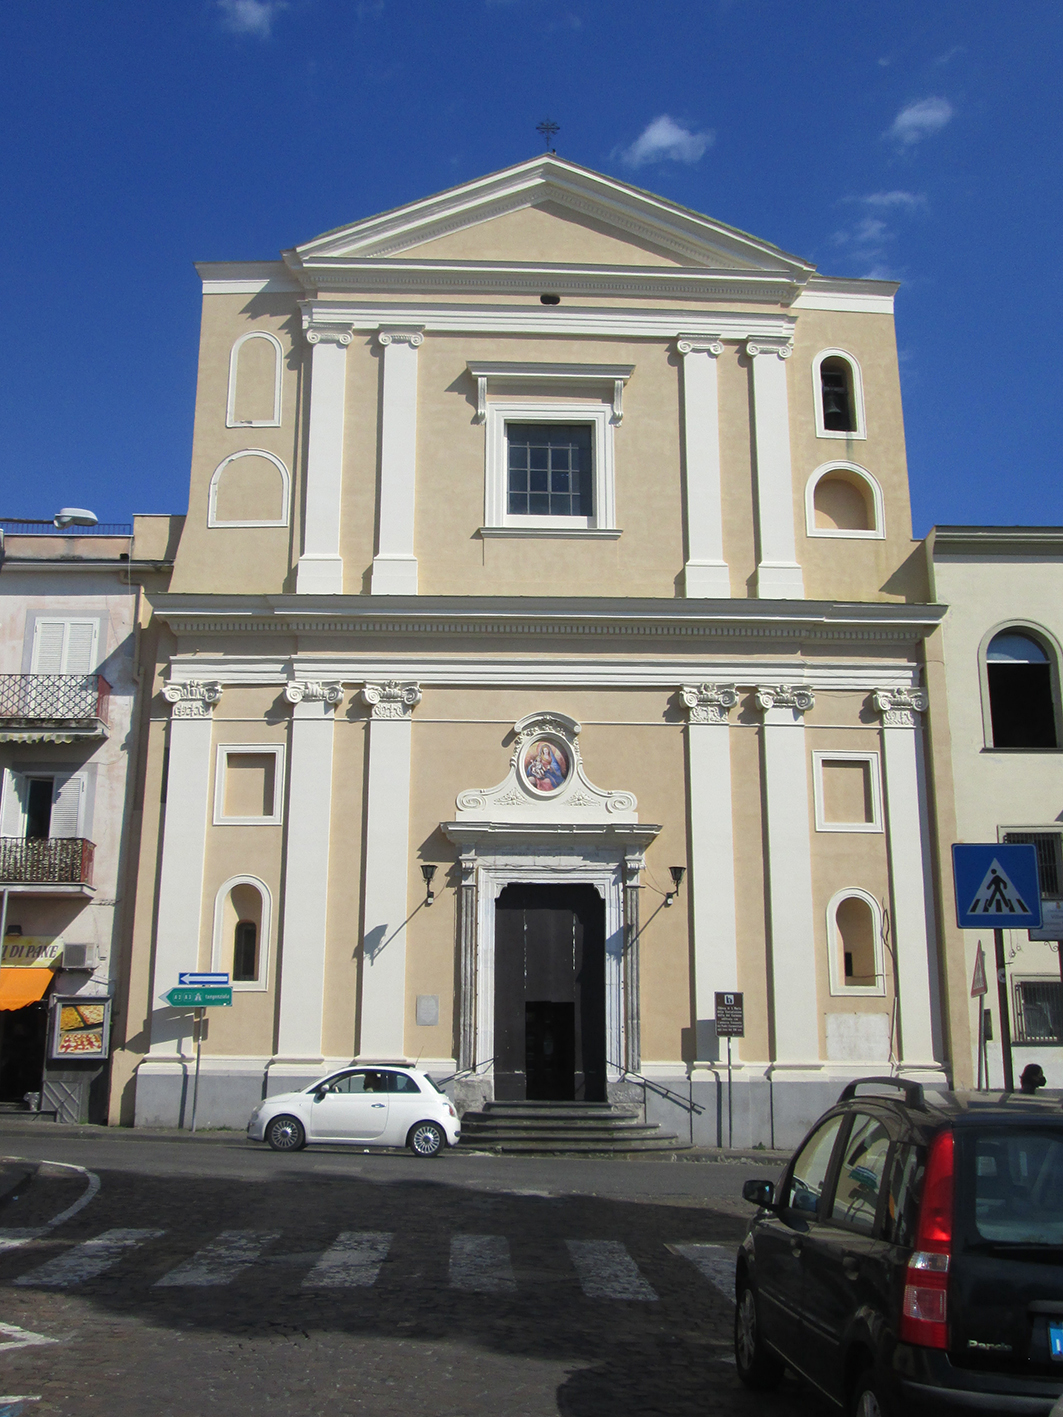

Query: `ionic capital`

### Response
(873, 687, 928, 728)
(361, 680, 422, 720)
(745, 338, 793, 360)
(376, 326, 424, 349)
(756, 684, 814, 715)
(162, 680, 223, 720)
(285, 680, 344, 707)
(681, 682, 738, 725)
(677, 336, 725, 358)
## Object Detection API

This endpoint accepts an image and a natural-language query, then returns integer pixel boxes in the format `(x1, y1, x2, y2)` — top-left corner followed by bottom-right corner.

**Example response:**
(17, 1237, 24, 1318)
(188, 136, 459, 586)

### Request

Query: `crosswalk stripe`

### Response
(14, 1229, 164, 1288)
(669, 1242, 736, 1301)
(154, 1230, 280, 1287)
(565, 1240, 657, 1301)
(449, 1234, 516, 1293)
(302, 1232, 392, 1288)
(0, 1231, 46, 1253)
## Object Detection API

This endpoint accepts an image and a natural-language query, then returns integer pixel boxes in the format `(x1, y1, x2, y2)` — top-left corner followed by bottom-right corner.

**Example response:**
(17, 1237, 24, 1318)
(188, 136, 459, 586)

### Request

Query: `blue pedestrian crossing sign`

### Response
(952, 843, 1042, 930)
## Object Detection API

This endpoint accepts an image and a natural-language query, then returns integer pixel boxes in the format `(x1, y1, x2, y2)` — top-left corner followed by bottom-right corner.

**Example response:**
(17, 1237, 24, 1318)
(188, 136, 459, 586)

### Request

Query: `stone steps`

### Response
(458, 1099, 685, 1154)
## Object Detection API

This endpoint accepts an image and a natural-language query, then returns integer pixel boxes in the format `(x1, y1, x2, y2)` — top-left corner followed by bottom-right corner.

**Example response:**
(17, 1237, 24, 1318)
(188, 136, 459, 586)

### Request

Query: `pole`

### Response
(0, 889, 8, 971)
(994, 928, 1014, 1092)
(726, 1036, 733, 1150)
(980, 991, 992, 1088)
(190, 1008, 203, 1133)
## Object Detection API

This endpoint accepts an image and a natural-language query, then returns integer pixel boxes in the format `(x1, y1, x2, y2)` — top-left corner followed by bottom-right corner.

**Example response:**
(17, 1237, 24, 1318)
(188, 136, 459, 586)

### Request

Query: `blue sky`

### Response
(1, 1, 1060, 535)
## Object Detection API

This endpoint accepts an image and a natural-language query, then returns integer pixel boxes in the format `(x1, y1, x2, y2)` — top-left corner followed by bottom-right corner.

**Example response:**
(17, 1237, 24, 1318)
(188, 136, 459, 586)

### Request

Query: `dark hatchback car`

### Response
(735, 1078, 1063, 1416)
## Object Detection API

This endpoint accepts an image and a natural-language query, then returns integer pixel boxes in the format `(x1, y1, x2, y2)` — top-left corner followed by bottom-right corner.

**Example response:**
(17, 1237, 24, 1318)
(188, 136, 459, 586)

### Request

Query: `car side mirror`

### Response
(313, 1087, 328, 1102)
(742, 1178, 776, 1209)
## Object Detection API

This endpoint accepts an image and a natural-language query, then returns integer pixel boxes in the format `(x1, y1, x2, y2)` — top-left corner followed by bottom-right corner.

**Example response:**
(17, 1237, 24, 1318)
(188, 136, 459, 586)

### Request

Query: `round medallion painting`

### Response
(521, 737, 571, 795)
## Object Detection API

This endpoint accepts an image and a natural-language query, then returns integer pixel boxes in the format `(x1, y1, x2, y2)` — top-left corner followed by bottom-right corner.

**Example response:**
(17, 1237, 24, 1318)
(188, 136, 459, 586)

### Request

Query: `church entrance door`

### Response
(493, 883, 606, 1102)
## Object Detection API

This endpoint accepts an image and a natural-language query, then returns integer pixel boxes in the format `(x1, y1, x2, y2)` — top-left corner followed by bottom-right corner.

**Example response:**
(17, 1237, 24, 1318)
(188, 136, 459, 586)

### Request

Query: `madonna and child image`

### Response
(522, 739, 571, 793)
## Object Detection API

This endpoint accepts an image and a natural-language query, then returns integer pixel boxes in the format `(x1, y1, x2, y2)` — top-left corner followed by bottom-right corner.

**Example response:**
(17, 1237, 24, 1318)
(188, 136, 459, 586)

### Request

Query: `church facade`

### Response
(115, 157, 952, 1146)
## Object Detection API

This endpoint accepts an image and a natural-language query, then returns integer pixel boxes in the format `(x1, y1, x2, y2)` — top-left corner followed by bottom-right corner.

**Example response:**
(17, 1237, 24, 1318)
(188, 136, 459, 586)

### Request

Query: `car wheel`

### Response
(734, 1277, 784, 1390)
(851, 1364, 891, 1417)
(265, 1115, 306, 1152)
(408, 1121, 445, 1157)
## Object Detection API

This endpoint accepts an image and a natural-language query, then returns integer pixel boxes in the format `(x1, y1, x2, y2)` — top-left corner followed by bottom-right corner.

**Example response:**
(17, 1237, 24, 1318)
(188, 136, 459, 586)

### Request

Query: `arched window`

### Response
(207, 450, 290, 528)
(812, 350, 866, 440)
(827, 889, 885, 996)
(212, 875, 271, 989)
(226, 331, 283, 428)
(805, 463, 884, 539)
(986, 630, 1059, 749)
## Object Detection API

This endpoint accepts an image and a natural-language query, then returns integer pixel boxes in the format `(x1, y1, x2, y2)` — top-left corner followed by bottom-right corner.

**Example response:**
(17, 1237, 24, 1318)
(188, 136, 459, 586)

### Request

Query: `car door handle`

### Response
(371, 1103, 385, 1108)
(842, 1256, 860, 1280)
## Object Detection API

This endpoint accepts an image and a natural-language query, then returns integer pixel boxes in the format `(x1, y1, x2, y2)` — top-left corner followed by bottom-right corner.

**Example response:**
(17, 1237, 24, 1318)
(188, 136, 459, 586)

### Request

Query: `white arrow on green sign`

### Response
(162, 986, 233, 1008)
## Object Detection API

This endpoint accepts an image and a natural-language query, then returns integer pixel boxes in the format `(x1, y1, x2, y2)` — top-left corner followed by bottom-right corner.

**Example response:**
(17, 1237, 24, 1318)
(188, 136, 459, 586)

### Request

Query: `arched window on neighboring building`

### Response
(212, 875, 270, 989)
(986, 630, 1059, 749)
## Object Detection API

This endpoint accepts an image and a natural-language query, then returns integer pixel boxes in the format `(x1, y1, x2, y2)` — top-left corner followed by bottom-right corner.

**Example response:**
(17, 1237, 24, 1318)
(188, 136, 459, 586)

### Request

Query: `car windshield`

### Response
(971, 1128, 1063, 1245)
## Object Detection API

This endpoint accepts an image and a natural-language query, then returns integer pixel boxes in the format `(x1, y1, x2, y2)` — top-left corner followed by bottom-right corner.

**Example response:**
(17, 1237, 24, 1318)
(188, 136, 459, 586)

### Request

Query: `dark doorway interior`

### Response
(494, 883, 606, 1102)
(0, 999, 49, 1103)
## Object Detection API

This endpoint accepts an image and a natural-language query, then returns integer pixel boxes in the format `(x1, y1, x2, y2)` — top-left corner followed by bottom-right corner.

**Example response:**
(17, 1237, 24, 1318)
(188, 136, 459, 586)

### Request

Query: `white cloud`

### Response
(886, 96, 954, 145)
(217, 0, 287, 38)
(858, 190, 926, 209)
(620, 115, 714, 168)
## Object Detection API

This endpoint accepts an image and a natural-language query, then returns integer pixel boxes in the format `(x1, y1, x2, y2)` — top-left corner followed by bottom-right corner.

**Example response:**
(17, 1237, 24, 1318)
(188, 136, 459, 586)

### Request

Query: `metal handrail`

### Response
(609, 1062, 706, 1116)
(0, 520, 131, 536)
(434, 1057, 496, 1085)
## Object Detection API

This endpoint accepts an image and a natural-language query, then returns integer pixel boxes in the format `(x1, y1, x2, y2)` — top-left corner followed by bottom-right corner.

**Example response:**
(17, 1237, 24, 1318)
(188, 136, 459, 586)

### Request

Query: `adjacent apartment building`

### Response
(111, 157, 960, 1146)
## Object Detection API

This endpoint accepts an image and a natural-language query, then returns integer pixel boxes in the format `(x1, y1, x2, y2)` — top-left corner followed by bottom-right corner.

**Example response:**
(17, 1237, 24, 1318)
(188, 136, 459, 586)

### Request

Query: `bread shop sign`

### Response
(2, 937, 63, 967)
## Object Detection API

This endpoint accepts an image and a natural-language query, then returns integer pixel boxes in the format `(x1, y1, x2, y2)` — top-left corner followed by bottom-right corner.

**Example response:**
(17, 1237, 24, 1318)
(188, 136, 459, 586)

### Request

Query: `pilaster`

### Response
(296, 314, 356, 594)
(681, 683, 740, 1058)
(371, 328, 423, 596)
(873, 687, 938, 1068)
(622, 848, 644, 1072)
(677, 339, 730, 598)
(274, 679, 343, 1062)
(746, 338, 804, 600)
(757, 684, 819, 1061)
(357, 681, 422, 1058)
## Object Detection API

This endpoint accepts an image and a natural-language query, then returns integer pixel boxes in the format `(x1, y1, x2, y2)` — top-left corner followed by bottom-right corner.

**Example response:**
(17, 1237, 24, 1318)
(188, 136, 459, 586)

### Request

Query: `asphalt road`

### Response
(0, 1123, 824, 1417)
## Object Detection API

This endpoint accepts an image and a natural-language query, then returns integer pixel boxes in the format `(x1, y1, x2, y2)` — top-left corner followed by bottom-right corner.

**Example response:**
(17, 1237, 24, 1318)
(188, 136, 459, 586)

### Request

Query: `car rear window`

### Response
(971, 1129, 1063, 1245)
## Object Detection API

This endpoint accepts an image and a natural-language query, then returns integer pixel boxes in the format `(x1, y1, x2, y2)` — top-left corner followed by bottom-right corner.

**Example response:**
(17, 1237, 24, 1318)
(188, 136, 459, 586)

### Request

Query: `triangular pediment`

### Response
(286, 157, 814, 277)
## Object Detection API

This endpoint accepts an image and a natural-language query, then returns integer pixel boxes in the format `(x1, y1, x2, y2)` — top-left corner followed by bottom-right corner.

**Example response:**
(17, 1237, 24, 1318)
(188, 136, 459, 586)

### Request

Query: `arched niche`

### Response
(227, 330, 283, 428)
(208, 449, 290, 528)
(826, 888, 886, 997)
(805, 462, 885, 540)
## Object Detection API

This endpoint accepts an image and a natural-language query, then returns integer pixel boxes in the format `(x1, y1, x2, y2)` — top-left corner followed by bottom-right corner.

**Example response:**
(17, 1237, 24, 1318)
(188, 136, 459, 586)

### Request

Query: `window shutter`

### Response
(64, 621, 98, 674)
(0, 772, 27, 837)
(32, 621, 67, 674)
(49, 775, 84, 838)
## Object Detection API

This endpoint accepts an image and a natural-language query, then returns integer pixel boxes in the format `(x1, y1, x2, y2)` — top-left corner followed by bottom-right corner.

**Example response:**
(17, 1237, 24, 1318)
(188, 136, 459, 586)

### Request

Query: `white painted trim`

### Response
(300, 299, 796, 345)
(748, 343, 804, 600)
(687, 721, 740, 1058)
(812, 750, 884, 833)
(166, 655, 924, 692)
(977, 619, 1063, 750)
(212, 743, 286, 826)
(478, 526, 622, 540)
(226, 331, 283, 429)
(793, 279, 897, 314)
(207, 450, 291, 529)
(484, 400, 614, 531)
(468, 362, 632, 425)
(211, 873, 272, 991)
(825, 889, 887, 998)
(473, 857, 625, 1080)
(677, 340, 729, 599)
(297, 324, 354, 594)
(811, 349, 867, 440)
(805, 461, 885, 540)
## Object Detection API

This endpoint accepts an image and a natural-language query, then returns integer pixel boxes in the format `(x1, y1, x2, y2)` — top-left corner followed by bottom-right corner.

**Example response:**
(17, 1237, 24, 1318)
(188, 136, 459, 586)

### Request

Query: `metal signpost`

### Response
(970, 942, 988, 1090)
(714, 992, 744, 1149)
(160, 979, 232, 1132)
(952, 843, 1041, 1093)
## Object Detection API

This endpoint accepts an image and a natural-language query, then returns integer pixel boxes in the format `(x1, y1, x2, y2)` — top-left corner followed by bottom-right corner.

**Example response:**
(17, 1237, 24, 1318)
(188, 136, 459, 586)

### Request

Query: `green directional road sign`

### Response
(162, 986, 233, 1008)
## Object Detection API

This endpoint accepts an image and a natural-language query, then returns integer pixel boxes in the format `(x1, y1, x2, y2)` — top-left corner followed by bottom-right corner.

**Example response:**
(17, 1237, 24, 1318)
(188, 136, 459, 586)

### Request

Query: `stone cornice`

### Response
(151, 595, 946, 648)
(930, 526, 1063, 559)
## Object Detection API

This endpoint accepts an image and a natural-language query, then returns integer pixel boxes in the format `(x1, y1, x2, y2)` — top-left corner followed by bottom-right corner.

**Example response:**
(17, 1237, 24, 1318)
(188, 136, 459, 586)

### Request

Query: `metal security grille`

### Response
(1003, 831, 1063, 897)
(0, 674, 103, 721)
(0, 838, 94, 885)
(507, 424, 593, 517)
(1013, 980, 1063, 1043)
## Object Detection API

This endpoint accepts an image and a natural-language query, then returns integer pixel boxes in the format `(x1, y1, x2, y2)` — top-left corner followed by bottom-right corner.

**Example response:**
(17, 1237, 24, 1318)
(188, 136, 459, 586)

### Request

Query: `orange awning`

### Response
(0, 968, 52, 1011)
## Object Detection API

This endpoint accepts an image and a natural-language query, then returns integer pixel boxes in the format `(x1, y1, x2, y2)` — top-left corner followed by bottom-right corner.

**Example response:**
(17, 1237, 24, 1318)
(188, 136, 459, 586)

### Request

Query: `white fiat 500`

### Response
(247, 1066, 460, 1157)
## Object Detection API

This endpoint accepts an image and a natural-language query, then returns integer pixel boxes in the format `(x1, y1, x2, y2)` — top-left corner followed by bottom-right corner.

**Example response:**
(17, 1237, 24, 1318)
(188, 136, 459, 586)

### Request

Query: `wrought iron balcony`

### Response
(0, 837, 95, 888)
(0, 674, 108, 741)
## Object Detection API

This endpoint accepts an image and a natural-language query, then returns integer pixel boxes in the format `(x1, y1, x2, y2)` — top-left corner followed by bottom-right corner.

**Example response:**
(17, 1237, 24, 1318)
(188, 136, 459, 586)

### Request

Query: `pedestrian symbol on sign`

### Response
(966, 859, 1030, 917)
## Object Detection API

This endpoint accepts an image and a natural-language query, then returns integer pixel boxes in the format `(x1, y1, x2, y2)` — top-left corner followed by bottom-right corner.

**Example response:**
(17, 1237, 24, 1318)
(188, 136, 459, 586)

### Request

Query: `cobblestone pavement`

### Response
(0, 1127, 824, 1417)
